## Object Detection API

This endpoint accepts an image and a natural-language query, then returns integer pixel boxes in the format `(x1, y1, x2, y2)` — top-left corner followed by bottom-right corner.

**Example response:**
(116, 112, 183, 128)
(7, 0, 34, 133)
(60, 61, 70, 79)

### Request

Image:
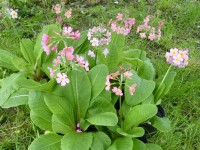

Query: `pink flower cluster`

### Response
(165, 48, 189, 68)
(105, 69, 137, 96)
(75, 55, 89, 71)
(56, 72, 70, 86)
(110, 13, 135, 35)
(63, 26, 80, 40)
(87, 26, 111, 46)
(52, 3, 72, 22)
(137, 15, 165, 41)
(41, 34, 57, 55)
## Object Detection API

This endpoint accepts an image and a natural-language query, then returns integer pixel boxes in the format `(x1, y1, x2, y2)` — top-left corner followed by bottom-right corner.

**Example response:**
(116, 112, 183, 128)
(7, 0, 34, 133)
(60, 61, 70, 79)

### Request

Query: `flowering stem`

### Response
(95, 48, 99, 65)
(119, 74, 123, 127)
(154, 64, 172, 104)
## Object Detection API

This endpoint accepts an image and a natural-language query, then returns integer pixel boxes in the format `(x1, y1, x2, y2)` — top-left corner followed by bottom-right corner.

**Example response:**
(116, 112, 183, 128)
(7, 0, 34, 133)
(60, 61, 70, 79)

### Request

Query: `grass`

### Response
(0, 0, 200, 149)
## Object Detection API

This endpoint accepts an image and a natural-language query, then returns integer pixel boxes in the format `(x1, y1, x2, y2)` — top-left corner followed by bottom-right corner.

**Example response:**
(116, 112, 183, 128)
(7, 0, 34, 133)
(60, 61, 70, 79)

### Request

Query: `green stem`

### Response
(9, 17, 20, 41)
(95, 47, 99, 65)
(154, 64, 172, 103)
(119, 74, 123, 128)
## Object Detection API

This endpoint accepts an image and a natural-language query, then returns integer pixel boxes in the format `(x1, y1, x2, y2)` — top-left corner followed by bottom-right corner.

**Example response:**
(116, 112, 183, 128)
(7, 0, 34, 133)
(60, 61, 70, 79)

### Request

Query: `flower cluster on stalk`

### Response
(165, 48, 189, 68)
(110, 13, 135, 35)
(105, 68, 137, 96)
(137, 15, 165, 41)
(5, 8, 18, 19)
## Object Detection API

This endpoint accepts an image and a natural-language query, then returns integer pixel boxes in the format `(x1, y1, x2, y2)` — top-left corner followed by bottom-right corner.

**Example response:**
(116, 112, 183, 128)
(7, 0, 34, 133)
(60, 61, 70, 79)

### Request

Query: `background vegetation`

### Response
(0, 0, 199, 149)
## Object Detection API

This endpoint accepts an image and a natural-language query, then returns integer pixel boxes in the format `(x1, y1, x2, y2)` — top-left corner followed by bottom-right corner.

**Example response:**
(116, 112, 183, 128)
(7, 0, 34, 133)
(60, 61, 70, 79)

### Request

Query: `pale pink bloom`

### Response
(10, 10, 18, 19)
(105, 75, 111, 91)
(148, 33, 156, 41)
(124, 71, 133, 79)
(63, 46, 74, 54)
(112, 87, 123, 96)
(56, 16, 63, 22)
(129, 83, 137, 95)
(84, 61, 89, 71)
(140, 33, 146, 38)
(144, 15, 150, 25)
(42, 34, 51, 43)
(52, 44, 57, 52)
(117, 13, 123, 20)
(157, 29, 161, 41)
(63, 27, 73, 36)
(87, 32, 92, 40)
(109, 71, 120, 79)
(56, 73, 70, 86)
(66, 52, 74, 61)
(65, 8, 72, 18)
(170, 48, 178, 56)
(88, 50, 95, 58)
(91, 38, 99, 46)
(53, 4, 61, 14)
(73, 30, 80, 40)
(76, 55, 85, 64)
(158, 20, 165, 29)
(179, 50, 188, 59)
(43, 45, 50, 55)
(165, 52, 173, 64)
(103, 48, 109, 57)
(53, 56, 61, 66)
(76, 123, 82, 133)
(48, 67, 54, 78)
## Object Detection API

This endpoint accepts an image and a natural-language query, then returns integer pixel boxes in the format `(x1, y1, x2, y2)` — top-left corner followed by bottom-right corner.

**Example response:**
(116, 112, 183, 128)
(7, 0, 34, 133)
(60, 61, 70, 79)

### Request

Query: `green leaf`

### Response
(71, 31, 89, 51)
(124, 104, 158, 131)
(123, 57, 143, 69)
(91, 132, 111, 150)
(28, 133, 62, 150)
(146, 143, 163, 150)
(88, 64, 108, 100)
(0, 49, 18, 71)
(123, 49, 146, 61)
(20, 39, 35, 64)
(117, 127, 145, 138)
(61, 132, 93, 150)
(0, 73, 25, 108)
(107, 137, 133, 150)
(12, 56, 33, 73)
(86, 112, 118, 126)
(28, 91, 52, 131)
(138, 59, 156, 80)
(132, 138, 146, 150)
(44, 94, 75, 133)
(67, 68, 91, 120)
(125, 70, 155, 106)
(151, 116, 171, 132)
(1, 89, 29, 108)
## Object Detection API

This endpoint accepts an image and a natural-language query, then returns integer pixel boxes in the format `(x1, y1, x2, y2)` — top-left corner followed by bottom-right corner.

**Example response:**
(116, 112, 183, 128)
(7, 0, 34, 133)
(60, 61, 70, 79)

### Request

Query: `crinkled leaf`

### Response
(151, 116, 171, 132)
(88, 64, 108, 100)
(20, 39, 35, 64)
(91, 132, 111, 150)
(28, 133, 62, 150)
(107, 137, 133, 150)
(61, 132, 93, 150)
(28, 91, 52, 131)
(124, 104, 158, 131)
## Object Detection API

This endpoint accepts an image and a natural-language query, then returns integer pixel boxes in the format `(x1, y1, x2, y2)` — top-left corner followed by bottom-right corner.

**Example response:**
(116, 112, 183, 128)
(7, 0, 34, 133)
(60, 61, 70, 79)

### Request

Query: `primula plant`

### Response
(0, 5, 189, 150)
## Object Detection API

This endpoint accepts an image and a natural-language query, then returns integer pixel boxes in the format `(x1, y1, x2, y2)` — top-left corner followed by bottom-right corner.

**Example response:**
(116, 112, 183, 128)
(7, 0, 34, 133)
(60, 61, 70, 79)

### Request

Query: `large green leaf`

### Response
(67, 68, 91, 121)
(123, 49, 146, 61)
(125, 70, 155, 106)
(107, 137, 133, 150)
(61, 132, 93, 150)
(88, 64, 108, 100)
(28, 133, 62, 150)
(44, 94, 75, 134)
(0, 49, 18, 71)
(124, 104, 158, 131)
(132, 138, 146, 150)
(1, 89, 29, 108)
(117, 127, 145, 138)
(86, 112, 118, 126)
(0, 73, 25, 107)
(71, 31, 89, 51)
(146, 144, 163, 150)
(91, 132, 111, 150)
(20, 39, 35, 64)
(138, 59, 156, 80)
(151, 116, 171, 132)
(123, 57, 143, 69)
(28, 91, 52, 131)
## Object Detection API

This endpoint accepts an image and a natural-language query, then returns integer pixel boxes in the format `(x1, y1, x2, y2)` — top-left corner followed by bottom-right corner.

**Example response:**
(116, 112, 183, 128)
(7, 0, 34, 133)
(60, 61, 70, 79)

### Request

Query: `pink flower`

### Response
(124, 71, 133, 79)
(52, 4, 61, 14)
(56, 16, 63, 22)
(103, 48, 109, 57)
(129, 83, 137, 95)
(48, 67, 54, 78)
(52, 44, 57, 52)
(66, 52, 74, 61)
(117, 13, 123, 21)
(53, 56, 61, 66)
(105, 75, 111, 91)
(64, 27, 73, 36)
(88, 50, 95, 58)
(140, 33, 146, 38)
(148, 33, 156, 41)
(84, 61, 89, 71)
(42, 34, 51, 43)
(112, 87, 123, 96)
(73, 30, 80, 40)
(56, 73, 70, 86)
(144, 15, 150, 25)
(76, 55, 85, 64)
(65, 8, 72, 18)
(91, 38, 99, 46)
